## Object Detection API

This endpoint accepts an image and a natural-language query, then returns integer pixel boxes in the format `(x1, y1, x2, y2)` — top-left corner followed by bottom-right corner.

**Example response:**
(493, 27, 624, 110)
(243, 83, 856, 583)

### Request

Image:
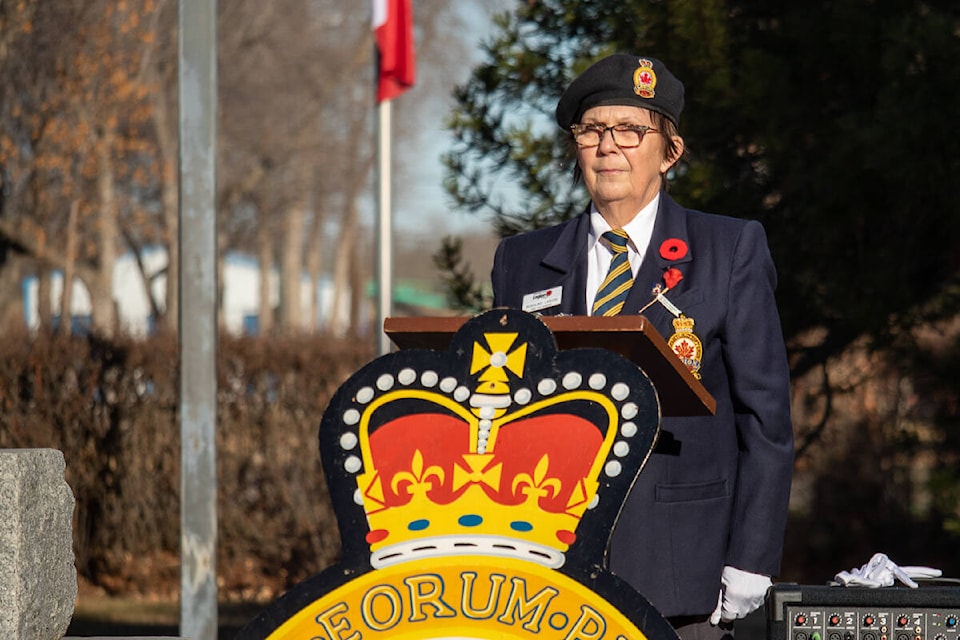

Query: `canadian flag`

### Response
(373, 0, 415, 102)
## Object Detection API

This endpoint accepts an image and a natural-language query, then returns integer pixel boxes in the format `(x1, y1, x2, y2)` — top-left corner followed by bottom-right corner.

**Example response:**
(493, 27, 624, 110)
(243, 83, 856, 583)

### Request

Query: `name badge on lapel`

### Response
(522, 286, 562, 313)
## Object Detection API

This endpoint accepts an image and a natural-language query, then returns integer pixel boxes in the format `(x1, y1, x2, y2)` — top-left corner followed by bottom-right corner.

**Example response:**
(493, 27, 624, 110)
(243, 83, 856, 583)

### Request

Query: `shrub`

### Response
(0, 329, 370, 598)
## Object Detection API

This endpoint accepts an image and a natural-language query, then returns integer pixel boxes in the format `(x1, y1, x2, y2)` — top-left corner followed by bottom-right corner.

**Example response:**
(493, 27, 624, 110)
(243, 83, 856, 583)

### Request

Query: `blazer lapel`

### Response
(624, 193, 693, 328)
(540, 210, 591, 315)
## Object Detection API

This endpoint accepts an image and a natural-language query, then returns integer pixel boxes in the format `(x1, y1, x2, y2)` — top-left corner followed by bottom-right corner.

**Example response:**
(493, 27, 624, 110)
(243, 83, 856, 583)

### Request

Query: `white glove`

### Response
(709, 566, 773, 625)
(834, 553, 942, 588)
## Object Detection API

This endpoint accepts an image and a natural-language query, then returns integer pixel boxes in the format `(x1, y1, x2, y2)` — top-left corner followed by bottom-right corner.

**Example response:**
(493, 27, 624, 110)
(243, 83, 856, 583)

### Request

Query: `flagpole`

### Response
(373, 0, 413, 355)
(375, 94, 393, 357)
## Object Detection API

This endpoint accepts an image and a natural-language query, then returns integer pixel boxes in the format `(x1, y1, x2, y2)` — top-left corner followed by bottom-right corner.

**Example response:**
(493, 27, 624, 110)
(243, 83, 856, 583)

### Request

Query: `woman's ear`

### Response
(661, 135, 685, 174)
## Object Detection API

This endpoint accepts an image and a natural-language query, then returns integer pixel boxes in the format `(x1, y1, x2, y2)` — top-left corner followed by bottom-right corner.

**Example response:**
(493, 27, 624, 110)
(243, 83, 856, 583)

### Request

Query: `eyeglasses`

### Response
(570, 123, 660, 148)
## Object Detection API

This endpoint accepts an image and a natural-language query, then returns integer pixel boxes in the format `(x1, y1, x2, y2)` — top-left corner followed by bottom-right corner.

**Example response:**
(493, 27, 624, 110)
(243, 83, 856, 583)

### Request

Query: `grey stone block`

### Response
(0, 449, 78, 640)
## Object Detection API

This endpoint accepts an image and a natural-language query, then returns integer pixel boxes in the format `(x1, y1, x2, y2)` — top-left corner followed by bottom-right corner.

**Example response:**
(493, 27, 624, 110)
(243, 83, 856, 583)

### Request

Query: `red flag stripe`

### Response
(373, 0, 415, 102)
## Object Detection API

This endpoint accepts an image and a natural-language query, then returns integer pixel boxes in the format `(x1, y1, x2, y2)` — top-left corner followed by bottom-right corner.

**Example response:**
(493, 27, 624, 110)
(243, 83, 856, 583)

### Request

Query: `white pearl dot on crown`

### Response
(339, 432, 358, 450)
(420, 371, 439, 387)
(356, 386, 375, 404)
(538, 378, 557, 395)
(562, 372, 582, 389)
(611, 383, 630, 400)
(376, 374, 394, 391)
(398, 368, 417, 385)
(344, 455, 362, 473)
(588, 373, 607, 390)
(342, 409, 360, 426)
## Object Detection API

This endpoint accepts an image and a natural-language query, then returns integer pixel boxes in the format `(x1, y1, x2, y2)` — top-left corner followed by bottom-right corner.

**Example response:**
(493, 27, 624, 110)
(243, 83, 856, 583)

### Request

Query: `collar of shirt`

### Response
(585, 194, 661, 313)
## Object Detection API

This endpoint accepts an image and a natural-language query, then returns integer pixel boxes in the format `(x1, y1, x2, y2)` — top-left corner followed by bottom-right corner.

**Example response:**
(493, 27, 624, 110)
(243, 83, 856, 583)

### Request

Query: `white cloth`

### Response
(585, 194, 659, 314)
(834, 552, 942, 588)
(709, 566, 772, 625)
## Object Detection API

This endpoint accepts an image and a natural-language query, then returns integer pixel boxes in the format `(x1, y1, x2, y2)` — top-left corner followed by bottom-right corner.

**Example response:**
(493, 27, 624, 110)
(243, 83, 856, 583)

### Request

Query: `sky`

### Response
(389, 0, 509, 238)
(377, 1, 512, 285)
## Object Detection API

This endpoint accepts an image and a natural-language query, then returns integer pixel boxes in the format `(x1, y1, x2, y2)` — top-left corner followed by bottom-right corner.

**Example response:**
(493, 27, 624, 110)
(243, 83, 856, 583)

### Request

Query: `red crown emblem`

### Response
(320, 310, 661, 572)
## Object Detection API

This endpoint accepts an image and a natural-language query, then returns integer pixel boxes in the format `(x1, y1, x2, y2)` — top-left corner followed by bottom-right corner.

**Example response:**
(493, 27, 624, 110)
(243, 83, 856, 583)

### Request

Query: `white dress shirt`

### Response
(585, 194, 660, 314)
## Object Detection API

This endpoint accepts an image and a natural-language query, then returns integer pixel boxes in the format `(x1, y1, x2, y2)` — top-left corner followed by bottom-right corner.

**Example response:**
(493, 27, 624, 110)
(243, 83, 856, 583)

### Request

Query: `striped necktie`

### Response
(592, 229, 634, 316)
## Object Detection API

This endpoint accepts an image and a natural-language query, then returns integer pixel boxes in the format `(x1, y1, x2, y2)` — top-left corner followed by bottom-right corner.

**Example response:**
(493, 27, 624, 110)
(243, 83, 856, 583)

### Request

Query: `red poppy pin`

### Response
(663, 267, 683, 289)
(659, 238, 688, 261)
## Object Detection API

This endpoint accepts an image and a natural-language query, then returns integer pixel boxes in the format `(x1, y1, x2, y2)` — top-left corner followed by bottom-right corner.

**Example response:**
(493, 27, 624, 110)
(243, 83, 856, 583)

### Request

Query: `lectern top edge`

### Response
(383, 314, 716, 418)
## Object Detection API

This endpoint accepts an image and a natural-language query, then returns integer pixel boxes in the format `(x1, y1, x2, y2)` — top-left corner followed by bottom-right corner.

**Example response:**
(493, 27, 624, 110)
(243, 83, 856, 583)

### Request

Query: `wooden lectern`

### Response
(384, 314, 715, 418)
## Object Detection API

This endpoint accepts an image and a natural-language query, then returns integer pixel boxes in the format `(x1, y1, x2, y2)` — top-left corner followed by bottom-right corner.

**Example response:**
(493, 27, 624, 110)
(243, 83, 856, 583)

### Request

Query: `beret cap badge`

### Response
(555, 54, 684, 129)
(633, 59, 657, 99)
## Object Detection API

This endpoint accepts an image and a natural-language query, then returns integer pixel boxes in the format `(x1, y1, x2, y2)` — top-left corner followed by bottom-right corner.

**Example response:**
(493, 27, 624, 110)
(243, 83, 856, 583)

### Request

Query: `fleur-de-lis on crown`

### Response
(512, 455, 561, 503)
(391, 450, 443, 498)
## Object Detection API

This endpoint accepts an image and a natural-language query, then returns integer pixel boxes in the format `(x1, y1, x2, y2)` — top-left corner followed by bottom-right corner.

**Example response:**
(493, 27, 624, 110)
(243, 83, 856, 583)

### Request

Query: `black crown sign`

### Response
(237, 309, 678, 640)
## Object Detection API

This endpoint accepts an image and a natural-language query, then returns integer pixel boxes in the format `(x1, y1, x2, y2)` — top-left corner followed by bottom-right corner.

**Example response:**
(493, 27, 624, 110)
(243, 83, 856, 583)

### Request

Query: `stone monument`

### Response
(1, 449, 78, 640)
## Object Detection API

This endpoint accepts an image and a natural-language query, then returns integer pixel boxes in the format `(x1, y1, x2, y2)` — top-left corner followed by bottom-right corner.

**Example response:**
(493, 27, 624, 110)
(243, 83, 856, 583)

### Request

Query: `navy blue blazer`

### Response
(491, 192, 794, 617)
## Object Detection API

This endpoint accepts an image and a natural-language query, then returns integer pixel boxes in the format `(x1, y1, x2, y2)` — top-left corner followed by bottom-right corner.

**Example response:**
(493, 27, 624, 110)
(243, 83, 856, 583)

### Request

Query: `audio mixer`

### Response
(768, 584, 960, 640)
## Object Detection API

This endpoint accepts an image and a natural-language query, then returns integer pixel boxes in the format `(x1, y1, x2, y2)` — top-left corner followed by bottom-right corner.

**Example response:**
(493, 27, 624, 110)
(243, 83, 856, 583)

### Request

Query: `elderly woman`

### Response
(491, 54, 794, 640)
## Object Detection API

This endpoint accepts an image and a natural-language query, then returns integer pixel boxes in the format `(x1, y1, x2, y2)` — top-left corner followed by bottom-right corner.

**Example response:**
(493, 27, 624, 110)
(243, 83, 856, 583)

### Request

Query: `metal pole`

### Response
(178, 0, 218, 637)
(375, 99, 394, 356)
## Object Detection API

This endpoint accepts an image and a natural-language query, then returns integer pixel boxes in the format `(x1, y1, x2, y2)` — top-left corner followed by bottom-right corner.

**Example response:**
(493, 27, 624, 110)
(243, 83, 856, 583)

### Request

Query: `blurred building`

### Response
(20, 248, 450, 337)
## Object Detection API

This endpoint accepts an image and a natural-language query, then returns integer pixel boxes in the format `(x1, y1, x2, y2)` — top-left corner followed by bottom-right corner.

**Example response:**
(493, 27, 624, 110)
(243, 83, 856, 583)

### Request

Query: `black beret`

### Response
(556, 54, 684, 129)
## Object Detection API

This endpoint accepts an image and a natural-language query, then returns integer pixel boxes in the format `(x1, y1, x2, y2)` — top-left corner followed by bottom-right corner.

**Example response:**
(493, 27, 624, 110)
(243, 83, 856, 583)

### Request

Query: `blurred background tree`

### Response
(0, 0, 481, 337)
